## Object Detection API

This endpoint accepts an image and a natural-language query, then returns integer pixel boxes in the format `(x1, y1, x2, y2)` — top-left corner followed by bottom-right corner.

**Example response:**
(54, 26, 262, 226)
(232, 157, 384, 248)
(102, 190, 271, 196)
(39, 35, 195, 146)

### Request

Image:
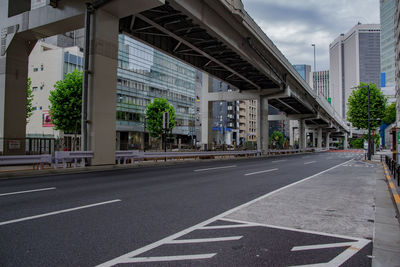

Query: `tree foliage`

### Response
(145, 98, 176, 138)
(26, 77, 34, 124)
(383, 102, 396, 125)
(346, 82, 386, 129)
(270, 131, 284, 147)
(49, 70, 82, 134)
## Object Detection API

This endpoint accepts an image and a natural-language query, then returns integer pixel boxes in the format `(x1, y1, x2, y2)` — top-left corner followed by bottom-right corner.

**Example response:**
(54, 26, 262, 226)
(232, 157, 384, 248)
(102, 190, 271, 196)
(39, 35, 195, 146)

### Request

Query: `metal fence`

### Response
(385, 155, 400, 187)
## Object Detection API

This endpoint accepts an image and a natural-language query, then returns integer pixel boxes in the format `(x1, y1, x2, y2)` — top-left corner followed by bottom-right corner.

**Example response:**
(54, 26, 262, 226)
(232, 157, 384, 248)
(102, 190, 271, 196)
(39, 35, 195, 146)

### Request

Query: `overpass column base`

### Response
(299, 119, 306, 151)
(200, 74, 213, 150)
(0, 35, 36, 155)
(344, 134, 348, 150)
(257, 96, 269, 154)
(317, 128, 323, 149)
(326, 132, 331, 150)
(87, 10, 119, 165)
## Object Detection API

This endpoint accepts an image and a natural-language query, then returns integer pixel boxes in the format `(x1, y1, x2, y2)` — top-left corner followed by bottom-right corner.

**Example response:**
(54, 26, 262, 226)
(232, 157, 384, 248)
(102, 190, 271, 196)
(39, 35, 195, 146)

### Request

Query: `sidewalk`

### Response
(224, 153, 400, 266)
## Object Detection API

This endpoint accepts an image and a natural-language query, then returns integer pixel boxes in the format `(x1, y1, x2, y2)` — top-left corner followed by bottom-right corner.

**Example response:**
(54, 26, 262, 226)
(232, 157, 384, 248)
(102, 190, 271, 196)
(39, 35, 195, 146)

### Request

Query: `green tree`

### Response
(270, 131, 284, 148)
(347, 82, 386, 129)
(49, 70, 82, 144)
(383, 102, 396, 125)
(145, 98, 176, 138)
(26, 78, 34, 124)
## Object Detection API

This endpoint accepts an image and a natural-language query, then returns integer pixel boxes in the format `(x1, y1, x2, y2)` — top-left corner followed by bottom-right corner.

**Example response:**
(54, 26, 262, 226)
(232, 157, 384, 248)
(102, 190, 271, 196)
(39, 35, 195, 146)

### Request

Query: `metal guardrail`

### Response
(115, 150, 141, 165)
(54, 151, 94, 169)
(267, 148, 324, 155)
(385, 155, 400, 187)
(0, 154, 52, 169)
(139, 150, 262, 161)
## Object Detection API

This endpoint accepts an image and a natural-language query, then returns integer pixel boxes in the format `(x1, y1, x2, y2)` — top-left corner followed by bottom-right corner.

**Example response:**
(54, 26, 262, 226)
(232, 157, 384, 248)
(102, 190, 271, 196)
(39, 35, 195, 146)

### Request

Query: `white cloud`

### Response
(242, 0, 380, 70)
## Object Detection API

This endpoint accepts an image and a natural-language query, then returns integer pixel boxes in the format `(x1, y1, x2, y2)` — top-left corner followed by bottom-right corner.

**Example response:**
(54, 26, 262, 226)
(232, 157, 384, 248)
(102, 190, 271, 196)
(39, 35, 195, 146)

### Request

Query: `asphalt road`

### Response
(0, 151, 366, 266)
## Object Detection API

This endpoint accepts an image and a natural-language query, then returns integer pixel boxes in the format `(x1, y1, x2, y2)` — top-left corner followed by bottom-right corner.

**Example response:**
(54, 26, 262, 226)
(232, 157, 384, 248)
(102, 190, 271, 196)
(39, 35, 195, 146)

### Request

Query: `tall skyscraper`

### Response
(293, 64, 312, 85)
(329, 23, 381, 119)
(395, 0, 400, 123)
(380, 0, 396, 87)
(312, 70, 330, 103)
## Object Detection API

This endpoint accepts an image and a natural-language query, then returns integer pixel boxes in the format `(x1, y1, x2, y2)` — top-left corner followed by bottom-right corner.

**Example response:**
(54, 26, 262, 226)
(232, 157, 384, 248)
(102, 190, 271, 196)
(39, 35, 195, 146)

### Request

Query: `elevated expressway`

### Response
(0, 0, 349, 164)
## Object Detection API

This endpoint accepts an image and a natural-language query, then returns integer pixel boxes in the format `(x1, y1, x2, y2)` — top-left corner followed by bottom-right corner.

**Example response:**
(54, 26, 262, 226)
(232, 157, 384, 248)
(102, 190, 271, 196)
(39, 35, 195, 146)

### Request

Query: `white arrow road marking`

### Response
(0, 187, 56, 197)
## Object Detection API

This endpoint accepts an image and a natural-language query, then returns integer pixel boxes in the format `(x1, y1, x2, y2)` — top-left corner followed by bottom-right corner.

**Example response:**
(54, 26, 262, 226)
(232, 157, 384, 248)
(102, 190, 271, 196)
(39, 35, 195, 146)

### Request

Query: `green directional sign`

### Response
(398, 132, 400, 143)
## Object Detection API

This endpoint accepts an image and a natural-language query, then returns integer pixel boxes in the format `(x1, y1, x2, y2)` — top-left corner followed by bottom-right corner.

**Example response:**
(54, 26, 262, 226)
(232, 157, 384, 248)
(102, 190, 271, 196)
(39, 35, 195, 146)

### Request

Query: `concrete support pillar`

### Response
(312, 131, 316, 147)
(0, 35, 36, 154)
(299, 119, 306, 151)
(344, 134, 348, 150)
(200, 73, 213, 150)
(326, 132, 331, 149)
(87, 10, 119, 165)
(317, 128, 323, 149)
(257, 96, 269, 154)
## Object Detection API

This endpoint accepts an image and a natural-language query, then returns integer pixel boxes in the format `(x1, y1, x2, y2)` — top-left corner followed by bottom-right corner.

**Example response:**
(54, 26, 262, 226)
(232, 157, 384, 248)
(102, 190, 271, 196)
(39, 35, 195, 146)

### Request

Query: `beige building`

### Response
(27, 41, 83, 138)
(239, 100, 257, 144)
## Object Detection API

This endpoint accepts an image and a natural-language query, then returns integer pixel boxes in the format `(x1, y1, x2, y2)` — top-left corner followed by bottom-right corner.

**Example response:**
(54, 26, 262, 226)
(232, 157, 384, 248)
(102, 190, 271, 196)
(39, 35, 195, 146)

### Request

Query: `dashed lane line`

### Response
(244, 168, 278, 176)
(304, 161, 316, 165)
(272, 160, 287, 163)
(194, 165, 237, 172)
(0, 199, 121, 226)
(121, 254, 217, 263)
(0, 187, 56, 197)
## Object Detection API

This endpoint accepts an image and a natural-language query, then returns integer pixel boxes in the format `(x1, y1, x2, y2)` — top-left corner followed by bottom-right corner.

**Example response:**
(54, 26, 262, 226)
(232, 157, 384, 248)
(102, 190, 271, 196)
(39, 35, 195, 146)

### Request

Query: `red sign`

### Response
(42, 110, 54, 127)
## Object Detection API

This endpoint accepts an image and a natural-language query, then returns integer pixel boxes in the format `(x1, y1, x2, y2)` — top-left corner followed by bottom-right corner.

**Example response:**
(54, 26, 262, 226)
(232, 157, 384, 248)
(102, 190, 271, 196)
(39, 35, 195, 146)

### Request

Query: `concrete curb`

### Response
(382, 162, 400, 223)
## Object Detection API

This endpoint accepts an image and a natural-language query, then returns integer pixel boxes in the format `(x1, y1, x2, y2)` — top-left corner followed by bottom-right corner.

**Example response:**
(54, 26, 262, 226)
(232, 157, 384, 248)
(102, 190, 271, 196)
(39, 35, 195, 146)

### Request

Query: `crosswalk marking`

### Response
(122, 254, 217, 263)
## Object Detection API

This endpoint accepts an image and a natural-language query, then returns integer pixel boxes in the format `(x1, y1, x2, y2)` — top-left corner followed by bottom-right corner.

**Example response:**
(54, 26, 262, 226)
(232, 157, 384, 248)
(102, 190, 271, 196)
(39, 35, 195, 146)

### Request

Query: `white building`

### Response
(27, 42, 83, 138)
(396, 0, 400, 123)
(329, 23, 381, 119)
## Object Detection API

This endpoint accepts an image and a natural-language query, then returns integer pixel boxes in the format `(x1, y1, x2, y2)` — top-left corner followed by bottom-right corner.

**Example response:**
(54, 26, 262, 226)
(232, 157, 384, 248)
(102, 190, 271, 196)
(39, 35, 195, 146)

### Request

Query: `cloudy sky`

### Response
(241, 0, 380, 71)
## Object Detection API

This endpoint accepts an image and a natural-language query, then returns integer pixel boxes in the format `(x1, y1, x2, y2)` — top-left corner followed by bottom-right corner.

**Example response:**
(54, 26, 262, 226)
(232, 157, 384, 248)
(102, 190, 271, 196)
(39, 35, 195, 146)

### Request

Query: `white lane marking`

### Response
(97, 159, 354, 267)
(0, 187, 56, 197)
(194, 165, 237, 172)
(291, 242, 355, 251)
(304, 161, 316, 165)
(224, 218, 370, 267)
(302, 156, 311, 158)
(244, 168, 278, 176)
(0, 199, 121, 226)
(288, 239, 370, 267)
(200, 224, 255, 230)
(122, 254, 217, 263)
(167, 236, 242, 244)
(272, 160, 287, 163)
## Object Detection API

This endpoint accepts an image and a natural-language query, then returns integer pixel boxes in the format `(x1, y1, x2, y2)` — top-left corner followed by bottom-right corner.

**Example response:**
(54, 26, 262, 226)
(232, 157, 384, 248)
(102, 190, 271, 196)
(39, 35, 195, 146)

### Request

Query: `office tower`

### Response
(329, 23, 380, 118)
(293, 64, 312, 85)
(312, 70, 330, 103)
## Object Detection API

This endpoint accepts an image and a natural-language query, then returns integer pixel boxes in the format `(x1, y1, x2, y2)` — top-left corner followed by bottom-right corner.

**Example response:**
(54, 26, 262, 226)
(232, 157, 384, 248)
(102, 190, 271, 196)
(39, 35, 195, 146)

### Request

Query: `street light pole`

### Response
(367, 84, 371, 160)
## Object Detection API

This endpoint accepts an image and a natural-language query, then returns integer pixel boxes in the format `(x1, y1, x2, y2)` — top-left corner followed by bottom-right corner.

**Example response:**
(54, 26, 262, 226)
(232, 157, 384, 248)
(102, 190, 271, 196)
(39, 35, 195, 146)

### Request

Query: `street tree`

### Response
(382, 102, 396, 125)
(145, 98, 176, 138)
(26, 78, 34, 124)
(270, 131, 284, 148)
(49, 70, 82, 149)
(346, 82, 386, 130)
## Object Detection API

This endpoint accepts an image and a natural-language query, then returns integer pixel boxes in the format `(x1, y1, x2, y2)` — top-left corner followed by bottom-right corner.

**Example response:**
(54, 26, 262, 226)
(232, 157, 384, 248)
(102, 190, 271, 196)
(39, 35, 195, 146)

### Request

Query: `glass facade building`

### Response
(117, 35, 196, 149)
(380, 0, 396, 87)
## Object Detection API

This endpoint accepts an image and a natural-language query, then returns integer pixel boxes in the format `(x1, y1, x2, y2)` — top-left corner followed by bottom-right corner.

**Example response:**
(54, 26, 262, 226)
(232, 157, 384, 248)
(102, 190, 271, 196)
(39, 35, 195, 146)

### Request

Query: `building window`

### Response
(40, 64, 44, 71)
(32, 87, 38, 91)
(39, 106, 42, 110)
(33, 67, 38, 72)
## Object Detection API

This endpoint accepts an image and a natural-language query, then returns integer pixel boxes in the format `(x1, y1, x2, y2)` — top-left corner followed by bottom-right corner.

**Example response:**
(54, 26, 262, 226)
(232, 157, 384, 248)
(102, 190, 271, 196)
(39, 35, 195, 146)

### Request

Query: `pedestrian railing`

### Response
(115, 150, 141, 165)
(385, 155, 400, 186)
(0, 154, 52, 169)
(54, 151, 94, 169)
(267, 148, 320, 155)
